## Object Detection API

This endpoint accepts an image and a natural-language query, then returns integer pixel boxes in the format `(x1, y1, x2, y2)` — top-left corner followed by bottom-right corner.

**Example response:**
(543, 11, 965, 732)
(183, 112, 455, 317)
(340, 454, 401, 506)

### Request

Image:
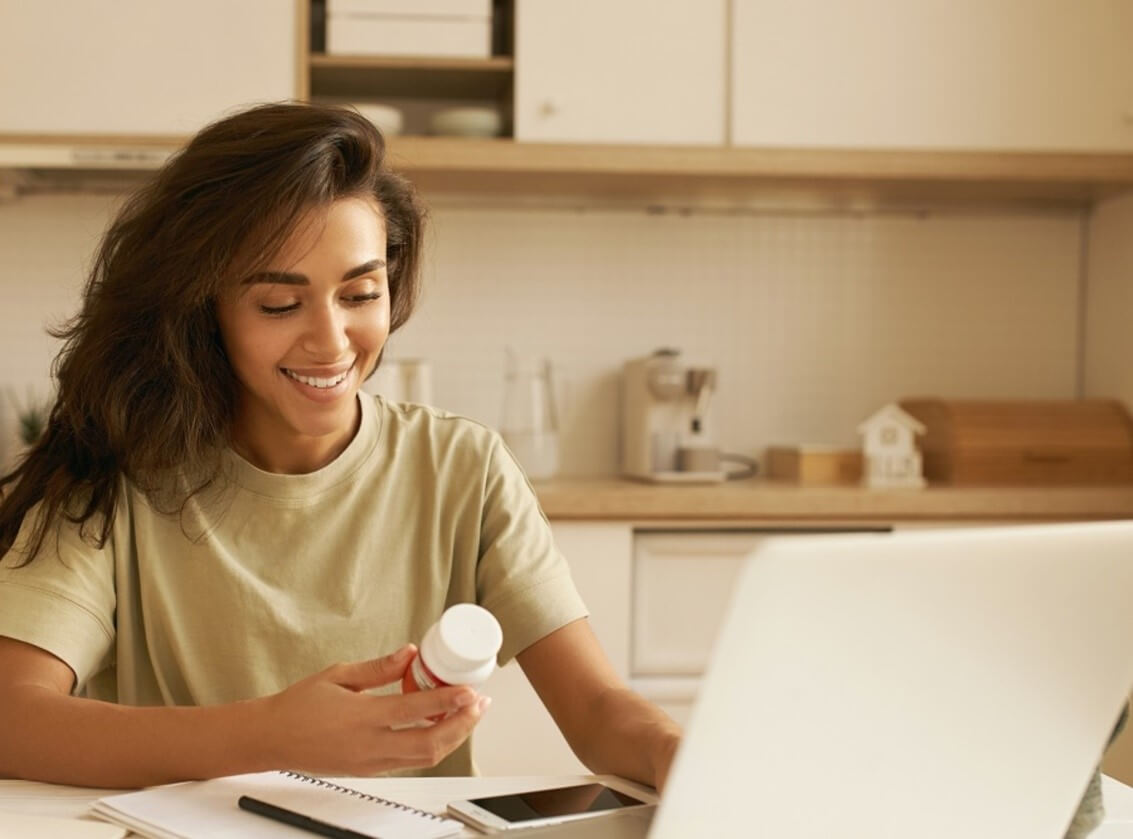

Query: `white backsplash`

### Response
(0, 193, 1084, 475)
(392, 203, 1081, 475)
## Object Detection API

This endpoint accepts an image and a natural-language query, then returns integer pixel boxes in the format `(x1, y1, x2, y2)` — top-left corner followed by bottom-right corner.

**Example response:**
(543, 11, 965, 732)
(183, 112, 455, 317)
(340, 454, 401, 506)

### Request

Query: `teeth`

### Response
(284, 368, 349, 389)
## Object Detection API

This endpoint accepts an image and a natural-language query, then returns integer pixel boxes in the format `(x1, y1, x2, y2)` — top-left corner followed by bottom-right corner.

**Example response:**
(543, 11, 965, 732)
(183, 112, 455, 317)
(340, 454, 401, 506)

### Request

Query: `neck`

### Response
(230, 397, 362, 474)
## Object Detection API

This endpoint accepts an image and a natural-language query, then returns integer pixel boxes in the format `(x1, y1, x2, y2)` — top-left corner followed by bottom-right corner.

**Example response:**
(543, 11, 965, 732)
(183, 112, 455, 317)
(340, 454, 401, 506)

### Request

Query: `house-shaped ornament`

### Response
(857, 403, 927, 489)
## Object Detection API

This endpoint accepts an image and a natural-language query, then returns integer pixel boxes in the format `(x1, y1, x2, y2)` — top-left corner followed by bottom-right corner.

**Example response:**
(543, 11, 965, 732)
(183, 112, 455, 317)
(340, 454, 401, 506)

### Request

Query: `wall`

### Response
(0, 194, 112, 464)
(0, 191, 1086, 474)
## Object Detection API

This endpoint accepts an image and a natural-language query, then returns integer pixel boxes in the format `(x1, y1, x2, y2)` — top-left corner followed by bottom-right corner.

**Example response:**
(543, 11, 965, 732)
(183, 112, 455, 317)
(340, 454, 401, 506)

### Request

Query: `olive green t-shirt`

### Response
(0, 395, 588, 775)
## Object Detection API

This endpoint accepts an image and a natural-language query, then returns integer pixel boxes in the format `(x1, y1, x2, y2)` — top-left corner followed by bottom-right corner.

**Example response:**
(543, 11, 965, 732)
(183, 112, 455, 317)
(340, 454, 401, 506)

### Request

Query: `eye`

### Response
(344, 292, 383, 306)
(259, 302, 300, 316)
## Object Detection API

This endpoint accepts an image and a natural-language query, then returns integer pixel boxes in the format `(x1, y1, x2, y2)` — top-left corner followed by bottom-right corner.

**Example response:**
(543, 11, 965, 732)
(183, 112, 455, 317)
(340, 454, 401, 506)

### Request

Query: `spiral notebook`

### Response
(89, 770, 463, 839)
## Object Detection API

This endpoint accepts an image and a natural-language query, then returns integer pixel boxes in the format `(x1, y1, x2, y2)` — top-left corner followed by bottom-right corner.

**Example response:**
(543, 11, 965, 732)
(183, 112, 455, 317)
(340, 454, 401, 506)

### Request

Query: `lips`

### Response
(280, 361, 354, 390)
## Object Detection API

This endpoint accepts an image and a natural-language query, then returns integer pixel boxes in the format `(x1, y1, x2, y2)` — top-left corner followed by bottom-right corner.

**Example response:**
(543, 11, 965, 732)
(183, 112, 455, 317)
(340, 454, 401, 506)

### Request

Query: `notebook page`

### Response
(90, 771, 462, 839)
(0, 811, 127, 839)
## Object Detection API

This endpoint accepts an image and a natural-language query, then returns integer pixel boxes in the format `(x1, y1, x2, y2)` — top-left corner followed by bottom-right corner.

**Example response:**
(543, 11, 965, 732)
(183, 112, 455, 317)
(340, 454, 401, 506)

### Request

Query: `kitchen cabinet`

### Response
(632, 532, 767, 677)
(475, 523, 893, 774)
(630, 528, 903, 727)
(629, 531, 776, 728)
(513, 0, 727, 145)
(731, 0, 1133, 152)
(0, 1, 300, 136)
(2, 1, 1132, 206)
(477, 516, 1119, 774)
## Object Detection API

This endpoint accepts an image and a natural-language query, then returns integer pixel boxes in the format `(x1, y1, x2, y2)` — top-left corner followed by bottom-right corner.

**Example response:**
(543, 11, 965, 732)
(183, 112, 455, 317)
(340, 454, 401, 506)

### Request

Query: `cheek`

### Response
(220, 312, 290, 376)
(354, 303, 391, 351)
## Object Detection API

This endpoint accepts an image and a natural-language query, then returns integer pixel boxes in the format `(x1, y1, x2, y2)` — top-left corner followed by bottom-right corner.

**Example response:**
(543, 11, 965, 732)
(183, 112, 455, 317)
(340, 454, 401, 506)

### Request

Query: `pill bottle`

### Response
(402, 603, 503, 695)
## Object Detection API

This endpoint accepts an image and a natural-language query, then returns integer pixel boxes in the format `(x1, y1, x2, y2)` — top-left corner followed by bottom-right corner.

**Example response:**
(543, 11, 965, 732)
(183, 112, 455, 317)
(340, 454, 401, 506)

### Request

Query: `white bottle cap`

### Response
(420, 604, 503, 686)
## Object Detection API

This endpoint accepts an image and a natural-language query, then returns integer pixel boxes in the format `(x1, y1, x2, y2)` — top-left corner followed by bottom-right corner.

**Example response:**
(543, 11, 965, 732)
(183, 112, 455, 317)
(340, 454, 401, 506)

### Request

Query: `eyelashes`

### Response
(259, 293, 384, 317)
(260, 302, 300, 315)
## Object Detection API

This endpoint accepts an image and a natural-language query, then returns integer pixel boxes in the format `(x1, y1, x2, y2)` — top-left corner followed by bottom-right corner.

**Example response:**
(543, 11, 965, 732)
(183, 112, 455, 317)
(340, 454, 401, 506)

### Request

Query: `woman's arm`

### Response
(0, 637, 489, 788)
(518, 619, 682, 791)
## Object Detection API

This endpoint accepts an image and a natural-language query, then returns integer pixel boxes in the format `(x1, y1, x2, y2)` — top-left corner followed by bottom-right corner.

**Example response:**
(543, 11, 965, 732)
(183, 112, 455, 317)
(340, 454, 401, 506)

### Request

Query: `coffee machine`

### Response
(621, 348, 722, 482)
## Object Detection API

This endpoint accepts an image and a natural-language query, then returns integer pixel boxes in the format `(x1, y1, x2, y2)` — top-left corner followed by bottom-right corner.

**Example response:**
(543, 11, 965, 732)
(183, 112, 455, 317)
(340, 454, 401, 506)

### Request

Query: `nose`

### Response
(301, 301, 350, 359)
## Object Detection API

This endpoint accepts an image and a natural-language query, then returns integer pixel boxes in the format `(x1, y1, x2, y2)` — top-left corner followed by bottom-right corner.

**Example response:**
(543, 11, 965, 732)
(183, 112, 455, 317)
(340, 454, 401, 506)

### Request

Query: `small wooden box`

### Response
(766, 446, 863, 485)
(898, 398, 1133, 486)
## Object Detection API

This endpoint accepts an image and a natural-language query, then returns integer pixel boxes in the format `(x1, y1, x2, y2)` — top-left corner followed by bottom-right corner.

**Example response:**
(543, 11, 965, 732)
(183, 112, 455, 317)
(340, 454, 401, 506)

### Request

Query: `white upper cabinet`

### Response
(514, 0, 726, 145)
(731, 0, 1133, 151)
(0, 1, 298, 136)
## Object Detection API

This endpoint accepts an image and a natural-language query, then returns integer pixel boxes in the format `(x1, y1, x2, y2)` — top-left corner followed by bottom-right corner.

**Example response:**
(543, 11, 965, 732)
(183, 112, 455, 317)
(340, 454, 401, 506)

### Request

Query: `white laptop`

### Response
(517, 521, 1133, 839)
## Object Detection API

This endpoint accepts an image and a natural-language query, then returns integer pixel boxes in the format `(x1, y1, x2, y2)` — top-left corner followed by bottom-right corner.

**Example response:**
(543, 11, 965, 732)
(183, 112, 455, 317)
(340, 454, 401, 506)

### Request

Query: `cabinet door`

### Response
(629, 528, 893, 714)
(731, 0, 1133, 151)
(514, 0, 726, 145)
(0, 1, 298, 135)
(631, 532, 759, 676)
(473, 522, 633, 776)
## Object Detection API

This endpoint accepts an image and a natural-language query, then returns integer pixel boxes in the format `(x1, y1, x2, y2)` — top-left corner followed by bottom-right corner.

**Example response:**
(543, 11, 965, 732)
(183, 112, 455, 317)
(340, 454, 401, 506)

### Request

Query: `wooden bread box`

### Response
(898, 398, 1133, 485)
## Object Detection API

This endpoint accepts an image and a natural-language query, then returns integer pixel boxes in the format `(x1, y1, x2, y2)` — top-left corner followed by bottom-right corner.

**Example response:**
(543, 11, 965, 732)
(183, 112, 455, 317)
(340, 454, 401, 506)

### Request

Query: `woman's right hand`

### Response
(258, 644, 490, 775)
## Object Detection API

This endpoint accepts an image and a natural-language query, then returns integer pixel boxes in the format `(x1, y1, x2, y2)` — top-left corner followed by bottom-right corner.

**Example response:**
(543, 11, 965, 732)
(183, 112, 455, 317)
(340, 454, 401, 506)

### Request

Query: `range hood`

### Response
(0, 142, 173, 170)
(0, 138, 177, 195)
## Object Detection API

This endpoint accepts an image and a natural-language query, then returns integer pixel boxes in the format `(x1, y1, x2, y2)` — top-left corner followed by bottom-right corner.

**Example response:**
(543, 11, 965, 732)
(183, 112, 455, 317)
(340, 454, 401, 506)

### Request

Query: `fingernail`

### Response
(477, 696, 492, 714)
(453, 691, 477, 708)
(396, 644, 415, 659)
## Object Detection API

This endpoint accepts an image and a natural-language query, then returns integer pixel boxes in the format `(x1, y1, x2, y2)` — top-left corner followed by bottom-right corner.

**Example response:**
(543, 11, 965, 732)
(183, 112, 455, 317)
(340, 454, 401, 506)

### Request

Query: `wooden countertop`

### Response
(532, 477, 1133, 523)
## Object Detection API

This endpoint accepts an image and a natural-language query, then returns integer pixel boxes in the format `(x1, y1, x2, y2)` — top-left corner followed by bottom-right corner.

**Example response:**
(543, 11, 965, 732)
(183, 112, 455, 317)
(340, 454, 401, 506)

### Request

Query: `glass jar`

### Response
(500, 349, 559, 480)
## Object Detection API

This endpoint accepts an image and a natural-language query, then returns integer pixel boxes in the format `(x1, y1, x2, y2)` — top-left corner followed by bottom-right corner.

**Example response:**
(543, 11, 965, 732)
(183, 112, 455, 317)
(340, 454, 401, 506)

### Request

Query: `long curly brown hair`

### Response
(0, 102, 425, 565)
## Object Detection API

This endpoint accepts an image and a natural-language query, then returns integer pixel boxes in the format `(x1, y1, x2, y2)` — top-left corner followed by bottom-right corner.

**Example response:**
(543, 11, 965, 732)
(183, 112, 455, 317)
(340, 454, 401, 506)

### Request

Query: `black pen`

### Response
(238, 794, 373, 839)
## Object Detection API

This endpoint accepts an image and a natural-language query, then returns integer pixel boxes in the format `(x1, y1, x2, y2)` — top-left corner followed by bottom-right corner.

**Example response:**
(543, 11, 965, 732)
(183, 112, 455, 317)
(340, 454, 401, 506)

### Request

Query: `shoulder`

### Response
(374, 396, 505, 455)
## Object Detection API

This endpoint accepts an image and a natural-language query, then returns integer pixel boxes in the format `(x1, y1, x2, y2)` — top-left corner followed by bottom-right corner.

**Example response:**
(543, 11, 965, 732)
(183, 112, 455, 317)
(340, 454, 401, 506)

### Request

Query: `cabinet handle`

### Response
(538, 101, 558, 118)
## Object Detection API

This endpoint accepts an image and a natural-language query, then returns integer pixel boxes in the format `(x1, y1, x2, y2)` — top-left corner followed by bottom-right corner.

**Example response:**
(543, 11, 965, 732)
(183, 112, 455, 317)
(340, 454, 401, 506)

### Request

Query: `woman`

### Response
(0, 103, 681, 789)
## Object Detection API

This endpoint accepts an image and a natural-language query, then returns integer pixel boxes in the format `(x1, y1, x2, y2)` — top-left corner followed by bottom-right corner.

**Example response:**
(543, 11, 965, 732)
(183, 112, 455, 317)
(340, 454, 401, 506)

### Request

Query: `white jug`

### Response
(500, 349, 558, 480)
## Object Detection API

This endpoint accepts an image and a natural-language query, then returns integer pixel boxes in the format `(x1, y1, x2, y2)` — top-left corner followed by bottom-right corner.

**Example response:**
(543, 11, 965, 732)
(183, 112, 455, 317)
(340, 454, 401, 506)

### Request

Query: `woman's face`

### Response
(216, 197, 390, 472)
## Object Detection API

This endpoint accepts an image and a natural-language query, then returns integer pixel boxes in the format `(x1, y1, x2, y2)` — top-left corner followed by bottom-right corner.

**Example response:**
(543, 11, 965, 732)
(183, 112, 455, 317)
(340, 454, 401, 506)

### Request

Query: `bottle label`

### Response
(410, 654, 451, 691)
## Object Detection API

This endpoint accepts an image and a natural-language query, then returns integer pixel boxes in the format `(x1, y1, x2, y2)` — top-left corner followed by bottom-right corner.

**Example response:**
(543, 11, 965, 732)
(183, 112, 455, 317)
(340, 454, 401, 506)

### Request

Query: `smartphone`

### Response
(447, 782, 654, 831)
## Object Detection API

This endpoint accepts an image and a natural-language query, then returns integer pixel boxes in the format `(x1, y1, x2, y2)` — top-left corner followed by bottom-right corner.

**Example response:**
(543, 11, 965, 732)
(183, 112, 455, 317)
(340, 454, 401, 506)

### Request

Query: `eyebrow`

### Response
(241, 258, 386, 286)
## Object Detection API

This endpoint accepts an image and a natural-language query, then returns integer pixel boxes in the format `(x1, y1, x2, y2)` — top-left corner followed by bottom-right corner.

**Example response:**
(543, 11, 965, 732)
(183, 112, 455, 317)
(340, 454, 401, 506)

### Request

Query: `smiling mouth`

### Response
(281, 365, 353, 389)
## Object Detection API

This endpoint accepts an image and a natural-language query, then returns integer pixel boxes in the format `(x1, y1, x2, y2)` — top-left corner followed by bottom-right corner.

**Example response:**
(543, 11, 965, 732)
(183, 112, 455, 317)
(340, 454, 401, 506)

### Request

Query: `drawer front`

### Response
(632, 528, 891, 679)
(632, 532, 772, 676)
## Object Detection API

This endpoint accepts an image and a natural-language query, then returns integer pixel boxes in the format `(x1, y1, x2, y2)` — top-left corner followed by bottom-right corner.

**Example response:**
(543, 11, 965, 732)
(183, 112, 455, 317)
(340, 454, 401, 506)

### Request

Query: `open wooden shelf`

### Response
(3, 133, 1133, 208)
(309, 54, 513, 100)
(390, 139, 1133, 208)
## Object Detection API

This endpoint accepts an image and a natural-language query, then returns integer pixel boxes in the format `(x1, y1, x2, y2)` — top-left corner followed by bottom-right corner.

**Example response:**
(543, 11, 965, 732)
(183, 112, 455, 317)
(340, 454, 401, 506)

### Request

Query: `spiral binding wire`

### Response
(279, 770, 447, 822)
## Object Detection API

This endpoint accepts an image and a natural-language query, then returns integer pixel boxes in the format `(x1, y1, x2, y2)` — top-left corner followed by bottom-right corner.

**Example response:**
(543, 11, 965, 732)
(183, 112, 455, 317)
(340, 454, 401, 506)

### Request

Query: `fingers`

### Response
(328, 646, 416, 691)
(385, 696, 493, 769)
(378, 684, 482, 727)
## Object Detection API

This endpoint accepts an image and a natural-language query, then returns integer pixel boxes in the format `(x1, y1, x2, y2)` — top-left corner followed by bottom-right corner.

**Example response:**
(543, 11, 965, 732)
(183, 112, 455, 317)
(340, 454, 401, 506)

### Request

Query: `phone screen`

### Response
(468, 783, 648, 823)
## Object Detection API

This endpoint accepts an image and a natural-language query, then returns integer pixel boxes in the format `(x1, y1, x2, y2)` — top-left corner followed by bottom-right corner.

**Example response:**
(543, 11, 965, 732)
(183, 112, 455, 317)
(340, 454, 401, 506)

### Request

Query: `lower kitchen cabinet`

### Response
(474, 522, 888, 775)
(628, 528, 892, 727)
(632, 531, 780, 678)
(474, 513, 1133, 780)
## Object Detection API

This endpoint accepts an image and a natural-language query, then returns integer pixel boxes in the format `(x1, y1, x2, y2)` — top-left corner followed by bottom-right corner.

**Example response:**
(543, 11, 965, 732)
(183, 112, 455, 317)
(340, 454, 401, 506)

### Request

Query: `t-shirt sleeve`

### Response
(475, 435, 588, 664)
(0, 504, 116, 691)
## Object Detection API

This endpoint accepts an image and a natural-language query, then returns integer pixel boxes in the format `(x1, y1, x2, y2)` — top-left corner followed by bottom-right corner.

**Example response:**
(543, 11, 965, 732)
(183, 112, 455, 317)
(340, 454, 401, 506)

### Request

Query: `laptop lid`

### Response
(650, 522, 1133, 839)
